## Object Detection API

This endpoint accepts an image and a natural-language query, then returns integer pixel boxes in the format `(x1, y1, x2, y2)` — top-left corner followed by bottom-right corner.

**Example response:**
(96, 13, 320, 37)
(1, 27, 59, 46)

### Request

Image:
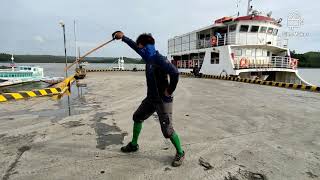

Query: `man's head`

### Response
(136, 33, 155, 48)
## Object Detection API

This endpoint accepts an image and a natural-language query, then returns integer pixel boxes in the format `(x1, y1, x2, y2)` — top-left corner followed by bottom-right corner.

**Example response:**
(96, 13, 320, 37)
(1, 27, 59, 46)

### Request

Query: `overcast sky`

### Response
(0, 0, 319, 58)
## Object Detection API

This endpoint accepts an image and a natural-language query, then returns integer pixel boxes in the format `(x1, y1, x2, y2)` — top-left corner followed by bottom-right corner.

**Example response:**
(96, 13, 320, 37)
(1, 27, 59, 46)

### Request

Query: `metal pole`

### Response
(247, 0, 252, 15)
(74, 20, 78, 68)
(59, 21, 71, 116)
(59, 21, 68, 77)
(62, 25, 68, 77)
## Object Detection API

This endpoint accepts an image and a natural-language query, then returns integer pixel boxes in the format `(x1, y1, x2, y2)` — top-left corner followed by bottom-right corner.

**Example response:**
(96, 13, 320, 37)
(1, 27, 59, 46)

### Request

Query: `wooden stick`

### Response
(64, 39, 114, 71)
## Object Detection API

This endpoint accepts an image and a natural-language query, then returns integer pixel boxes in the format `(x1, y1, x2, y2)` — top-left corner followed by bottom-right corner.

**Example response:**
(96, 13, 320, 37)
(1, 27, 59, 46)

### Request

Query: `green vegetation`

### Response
(0, 53, 144, 64)
(1, 52, 319, 68)
(291, 51, 320, 68)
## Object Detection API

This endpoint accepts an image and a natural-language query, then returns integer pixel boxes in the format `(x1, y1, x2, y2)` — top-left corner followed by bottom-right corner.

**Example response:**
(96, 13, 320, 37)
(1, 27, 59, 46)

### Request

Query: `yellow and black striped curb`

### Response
(0, 75, 76, 103)
(180, 72, 320, 93)
(0, 88, 64, 102)
(54, 75, 76, 93)
(87, 69, 145, 72)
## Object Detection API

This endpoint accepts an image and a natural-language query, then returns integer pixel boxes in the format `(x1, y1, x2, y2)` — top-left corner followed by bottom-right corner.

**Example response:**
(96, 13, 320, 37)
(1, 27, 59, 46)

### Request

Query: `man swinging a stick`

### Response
(112, 31, 185, 167)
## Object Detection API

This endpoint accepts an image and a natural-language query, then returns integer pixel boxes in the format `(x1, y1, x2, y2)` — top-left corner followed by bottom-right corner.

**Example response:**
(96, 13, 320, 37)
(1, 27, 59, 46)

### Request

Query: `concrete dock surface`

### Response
(0, 72, 319, 180)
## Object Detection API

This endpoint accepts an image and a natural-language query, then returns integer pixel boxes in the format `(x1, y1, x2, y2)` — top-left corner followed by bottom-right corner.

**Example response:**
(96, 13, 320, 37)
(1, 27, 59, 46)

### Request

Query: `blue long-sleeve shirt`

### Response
(122, 36, 179, 101)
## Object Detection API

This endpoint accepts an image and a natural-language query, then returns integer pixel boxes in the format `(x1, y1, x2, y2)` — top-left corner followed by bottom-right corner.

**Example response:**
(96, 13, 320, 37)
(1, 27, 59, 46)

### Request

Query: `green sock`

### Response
(170, 132, 184, 155)
(131, 122, 142, 146)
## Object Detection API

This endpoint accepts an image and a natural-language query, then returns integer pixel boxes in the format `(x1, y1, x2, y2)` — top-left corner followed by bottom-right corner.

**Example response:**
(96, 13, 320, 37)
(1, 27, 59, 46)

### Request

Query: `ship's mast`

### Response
(247, 0, 253, 15)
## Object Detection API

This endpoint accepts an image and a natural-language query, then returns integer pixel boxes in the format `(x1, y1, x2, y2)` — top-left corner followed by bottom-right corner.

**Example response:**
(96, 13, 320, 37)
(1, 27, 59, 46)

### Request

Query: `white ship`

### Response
(168, 0, 310, 85)
(0, 55, 63, 87)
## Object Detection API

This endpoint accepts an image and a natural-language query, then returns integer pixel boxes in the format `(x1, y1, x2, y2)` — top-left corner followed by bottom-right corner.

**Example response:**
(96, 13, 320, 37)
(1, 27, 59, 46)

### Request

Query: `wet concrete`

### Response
(0, 82, 49, 93)
(90, 112, 127, 150)
(61, 121, 85, 128)
(0, 71, 319, 180)
(0, 133, 36, 147)
(2, 145, 31, 180)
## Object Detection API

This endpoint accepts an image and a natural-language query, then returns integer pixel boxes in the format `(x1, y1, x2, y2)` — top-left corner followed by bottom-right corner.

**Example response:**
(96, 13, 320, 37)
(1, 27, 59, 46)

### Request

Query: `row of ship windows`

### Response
(19, 67, 37, 71)
(233, 48, 270, 57)
(169, 25, 278, 47)
(230, 24, 278, 35)
(0, 73, 32, 77)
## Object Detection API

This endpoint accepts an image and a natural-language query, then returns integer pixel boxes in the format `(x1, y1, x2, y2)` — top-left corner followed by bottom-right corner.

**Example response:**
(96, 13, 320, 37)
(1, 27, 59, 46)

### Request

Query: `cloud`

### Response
(1, 0, 319, 55)
(33, 35, 45, 43)
(76, 41, 98, 48)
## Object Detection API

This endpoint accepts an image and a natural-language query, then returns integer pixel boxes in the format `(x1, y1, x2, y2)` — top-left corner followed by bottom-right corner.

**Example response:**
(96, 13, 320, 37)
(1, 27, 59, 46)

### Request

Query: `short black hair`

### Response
(136, 33, 155, 46)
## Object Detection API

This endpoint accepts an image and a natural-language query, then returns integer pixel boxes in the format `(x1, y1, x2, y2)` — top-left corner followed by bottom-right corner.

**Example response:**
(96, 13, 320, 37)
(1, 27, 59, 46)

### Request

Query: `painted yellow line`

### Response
(311, 86, 317, 91)
(39, 89, 48, 96)
(50, 88, 59, 94)
(26, 91, 37, 97)
(0, 75, 76, 102)
(0, 95, 7, 102)
(11, 93, 24, 100)
(179, 72, 319, 93)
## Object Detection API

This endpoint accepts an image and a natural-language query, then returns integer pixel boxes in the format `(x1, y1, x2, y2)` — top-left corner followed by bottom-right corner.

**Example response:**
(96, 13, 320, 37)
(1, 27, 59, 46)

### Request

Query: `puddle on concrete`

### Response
(1, 117, 15, 121)
(61, 121, 85, 128)
(224, 169, 267, 180)
(2, 145, 32, 180)
(0, 82, 49, 93)
(0, 132, 36, 147)
(0, 84, 91, 122)
(91, 112, 114, 123)
(224, 172, 239, 180)
(0, 133, 7, 139)
(90, 112, 127, 150)
(306, 171, 318, 179)
(18, 145, 31, 153)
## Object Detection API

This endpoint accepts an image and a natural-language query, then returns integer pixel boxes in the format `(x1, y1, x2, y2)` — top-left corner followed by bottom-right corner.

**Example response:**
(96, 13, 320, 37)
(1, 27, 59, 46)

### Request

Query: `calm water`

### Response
(1, 63, 320, 90)
(0, 63, 145, 92)
(0, 63, 145, 77)
(297, 69, 320, 86)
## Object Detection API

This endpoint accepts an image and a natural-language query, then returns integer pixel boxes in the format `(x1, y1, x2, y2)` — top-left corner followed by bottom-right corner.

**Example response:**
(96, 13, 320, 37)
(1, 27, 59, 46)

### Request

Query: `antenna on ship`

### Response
(236, 0, 241, 17)
(247, 0, 253, 15)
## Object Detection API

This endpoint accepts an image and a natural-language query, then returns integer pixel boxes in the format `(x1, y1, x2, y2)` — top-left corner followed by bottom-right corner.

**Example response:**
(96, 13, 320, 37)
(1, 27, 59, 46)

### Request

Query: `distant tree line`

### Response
(0, 53, 144, 64)
(290, 51, 320, 68)
(1, 52, 319, 68)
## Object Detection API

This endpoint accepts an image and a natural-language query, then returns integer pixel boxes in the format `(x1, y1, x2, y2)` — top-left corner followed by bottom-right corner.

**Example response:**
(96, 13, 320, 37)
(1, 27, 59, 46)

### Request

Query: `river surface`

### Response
(0, 63, 320, 92)
(0, 63, 145, 92)
(297, 68, 320, 86)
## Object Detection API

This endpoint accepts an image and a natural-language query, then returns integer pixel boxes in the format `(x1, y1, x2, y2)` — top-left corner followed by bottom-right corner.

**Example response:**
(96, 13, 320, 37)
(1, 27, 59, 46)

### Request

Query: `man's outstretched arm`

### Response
(112, 31, 148, 60)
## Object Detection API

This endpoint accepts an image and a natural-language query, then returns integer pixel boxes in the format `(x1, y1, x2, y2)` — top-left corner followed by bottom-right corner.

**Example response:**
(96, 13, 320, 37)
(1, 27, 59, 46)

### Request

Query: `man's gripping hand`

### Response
(112, 31, 124, 40)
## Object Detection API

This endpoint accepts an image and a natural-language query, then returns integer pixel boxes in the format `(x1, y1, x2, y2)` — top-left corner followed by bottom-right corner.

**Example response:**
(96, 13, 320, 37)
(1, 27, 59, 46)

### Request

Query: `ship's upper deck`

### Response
(168, 14, 287, 55)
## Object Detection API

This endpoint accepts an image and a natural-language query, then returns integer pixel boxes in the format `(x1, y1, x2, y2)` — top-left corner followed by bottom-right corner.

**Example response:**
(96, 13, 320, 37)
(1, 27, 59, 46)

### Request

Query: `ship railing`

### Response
(197, 33, 237, 48)
(196, 34, 288, 49)
(198, 39, 212, 49)
(217, 33, 237, 46)
(233, 56, 295, 70)
(276, 39, 289, 48)
(216, 33, 288, 48)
